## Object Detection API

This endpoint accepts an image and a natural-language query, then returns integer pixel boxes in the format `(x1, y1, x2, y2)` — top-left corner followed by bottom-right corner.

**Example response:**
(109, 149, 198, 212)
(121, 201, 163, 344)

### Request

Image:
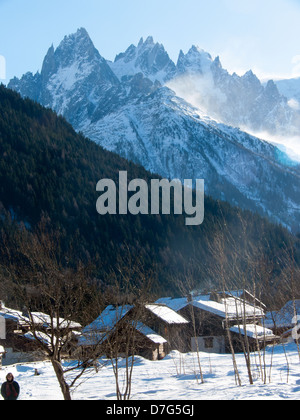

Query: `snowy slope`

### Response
(1, 343, 299, 400)
(82, 85, 300, 230)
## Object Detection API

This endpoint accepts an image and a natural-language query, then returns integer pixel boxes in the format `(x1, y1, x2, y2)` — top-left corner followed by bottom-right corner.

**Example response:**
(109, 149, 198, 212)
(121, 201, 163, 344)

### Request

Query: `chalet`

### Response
(133, 322, 168, 360)
(265, 300, 300, 344)
(134, 304, 189, 353)
(78, 303, 189, 360)
(101, 321, 168, 361)
(0, 303, 45, 365)
(0, 302, 82, 365)
(76, 305, 134, 360)
(156, 290, 278, 354)
(265, 300, 300, 335)
(229, 324, 279, 352)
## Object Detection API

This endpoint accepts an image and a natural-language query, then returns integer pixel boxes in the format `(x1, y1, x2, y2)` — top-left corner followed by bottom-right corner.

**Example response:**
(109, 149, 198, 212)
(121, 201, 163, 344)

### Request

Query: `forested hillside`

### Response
(0, 85, 298, 300)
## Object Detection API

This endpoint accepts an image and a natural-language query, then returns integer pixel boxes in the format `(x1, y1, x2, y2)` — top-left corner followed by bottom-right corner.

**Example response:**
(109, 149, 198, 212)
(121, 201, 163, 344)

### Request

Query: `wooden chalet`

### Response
(229, 324, 280, 352)
(129, 322, 168, 361)
(156, 290, 278, 354)
(0, 302, 82, 365)
(131, 303, 189, 353)
(78, 303, 189, 360)
(265, 300, 300, 336)
(102, 321, 168, 361)
(0, 303, 45, 365)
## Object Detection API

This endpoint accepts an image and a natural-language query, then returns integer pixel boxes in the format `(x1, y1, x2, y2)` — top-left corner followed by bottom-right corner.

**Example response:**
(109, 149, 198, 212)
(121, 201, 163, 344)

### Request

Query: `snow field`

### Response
(0, 343, 299, 400)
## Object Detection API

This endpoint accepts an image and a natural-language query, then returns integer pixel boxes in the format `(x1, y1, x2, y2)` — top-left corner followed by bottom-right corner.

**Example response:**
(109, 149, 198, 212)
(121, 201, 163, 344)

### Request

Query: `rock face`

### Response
(8, 28, 300, 231)
(109, 36, 177, 83)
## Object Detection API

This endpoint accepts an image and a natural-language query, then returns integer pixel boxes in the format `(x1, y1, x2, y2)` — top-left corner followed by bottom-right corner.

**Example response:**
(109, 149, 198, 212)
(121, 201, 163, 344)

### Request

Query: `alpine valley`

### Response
(8, 28, 300, 232)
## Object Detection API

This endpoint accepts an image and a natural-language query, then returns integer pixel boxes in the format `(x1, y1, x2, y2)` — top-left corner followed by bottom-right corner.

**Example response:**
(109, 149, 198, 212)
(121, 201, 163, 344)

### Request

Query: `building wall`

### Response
(191, 336, 225, 354)
(1, 347, 47, 366)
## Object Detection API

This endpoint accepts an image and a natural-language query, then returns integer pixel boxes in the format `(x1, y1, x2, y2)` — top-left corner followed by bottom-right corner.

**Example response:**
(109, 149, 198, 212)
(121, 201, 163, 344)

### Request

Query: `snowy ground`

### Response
(0, 343, 299, 400)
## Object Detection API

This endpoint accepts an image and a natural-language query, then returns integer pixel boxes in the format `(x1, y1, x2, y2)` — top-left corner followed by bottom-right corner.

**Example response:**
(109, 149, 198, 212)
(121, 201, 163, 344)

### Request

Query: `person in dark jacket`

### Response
(1, 373, 20, 400)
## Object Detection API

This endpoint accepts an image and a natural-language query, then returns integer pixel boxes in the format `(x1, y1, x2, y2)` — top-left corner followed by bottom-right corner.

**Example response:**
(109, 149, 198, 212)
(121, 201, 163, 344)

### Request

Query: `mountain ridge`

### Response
(7, 28, 300, 232)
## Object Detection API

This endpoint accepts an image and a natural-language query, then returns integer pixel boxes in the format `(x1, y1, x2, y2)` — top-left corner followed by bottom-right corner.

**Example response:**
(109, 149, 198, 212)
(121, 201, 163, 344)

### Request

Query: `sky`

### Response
(1, 0, 300, 85)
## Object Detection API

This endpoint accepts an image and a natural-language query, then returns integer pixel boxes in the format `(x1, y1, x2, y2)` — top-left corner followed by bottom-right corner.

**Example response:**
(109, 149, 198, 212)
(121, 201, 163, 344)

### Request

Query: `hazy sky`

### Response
(1, 0, 300, 84)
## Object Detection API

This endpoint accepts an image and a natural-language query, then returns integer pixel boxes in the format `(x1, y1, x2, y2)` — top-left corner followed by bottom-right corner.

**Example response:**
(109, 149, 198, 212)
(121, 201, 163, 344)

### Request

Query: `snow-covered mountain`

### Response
(170, 47, 299, 136)
(8, 28, 300, 231)
(109, 36, 176, 84)
(82, 85, 300, 230)
(110, 37, 300, 136)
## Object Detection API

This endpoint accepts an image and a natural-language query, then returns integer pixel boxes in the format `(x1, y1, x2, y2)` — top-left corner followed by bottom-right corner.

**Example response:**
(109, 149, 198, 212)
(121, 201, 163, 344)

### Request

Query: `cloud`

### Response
(288, 98, 300, 111)
(241, 127, 300, 163)
(166, 73, 226, 120)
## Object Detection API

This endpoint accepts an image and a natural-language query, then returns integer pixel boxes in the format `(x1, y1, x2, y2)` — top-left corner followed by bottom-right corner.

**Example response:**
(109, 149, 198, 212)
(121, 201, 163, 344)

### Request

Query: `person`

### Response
(1, 373, 20, 400)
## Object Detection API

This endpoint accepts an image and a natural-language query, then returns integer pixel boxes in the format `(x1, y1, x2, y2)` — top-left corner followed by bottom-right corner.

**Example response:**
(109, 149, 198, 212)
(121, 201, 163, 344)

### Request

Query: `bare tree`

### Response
(100, 247, 156, 400)
(208, 231, 242, 387)
(0, 222, 101, 400)
(176, 268, 204, 384)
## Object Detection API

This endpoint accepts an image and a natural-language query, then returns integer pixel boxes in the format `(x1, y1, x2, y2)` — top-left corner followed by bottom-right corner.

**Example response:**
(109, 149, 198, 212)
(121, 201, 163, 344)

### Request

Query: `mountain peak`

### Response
(76, 27, 90, 37)
(212, 56, 222, 69)
(265, 79, 281, 98)
(177, 45, 213, 75)
(44, 27, 109, 77)
(41, 44, 56, 81)
(61, 27, 92, 45)
(144, 35, 154, 45)
(58, 27, 96, 53)
(110, 36, 176, 83)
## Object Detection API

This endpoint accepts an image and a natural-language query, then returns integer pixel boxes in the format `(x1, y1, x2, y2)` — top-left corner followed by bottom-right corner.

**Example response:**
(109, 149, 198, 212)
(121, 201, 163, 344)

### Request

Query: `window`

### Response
(204, 337, 214, 349)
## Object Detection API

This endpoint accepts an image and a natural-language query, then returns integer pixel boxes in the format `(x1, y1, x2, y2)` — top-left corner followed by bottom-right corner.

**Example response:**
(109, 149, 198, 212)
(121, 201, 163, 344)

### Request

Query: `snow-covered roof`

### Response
(219, 289, 266, 309)
(145, 304, 189, 324)
(135, 322, 167, 344)
(230, 324, 277, 340)
(24, 312, 81, 330)
(156, 294, 264, 320)
(77, 332, 107, 347)
(0, 306, 24, 323)
(0, 305, 81, 330)
(155, 297, 189, 312)
(79, 321, 167, 347)
(24, 331, 52, 347)
(83, 305, 133, 334)
(265, 300, 300, 329)
(225, 298, 264, 318)
(24, 330, 71, 349)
